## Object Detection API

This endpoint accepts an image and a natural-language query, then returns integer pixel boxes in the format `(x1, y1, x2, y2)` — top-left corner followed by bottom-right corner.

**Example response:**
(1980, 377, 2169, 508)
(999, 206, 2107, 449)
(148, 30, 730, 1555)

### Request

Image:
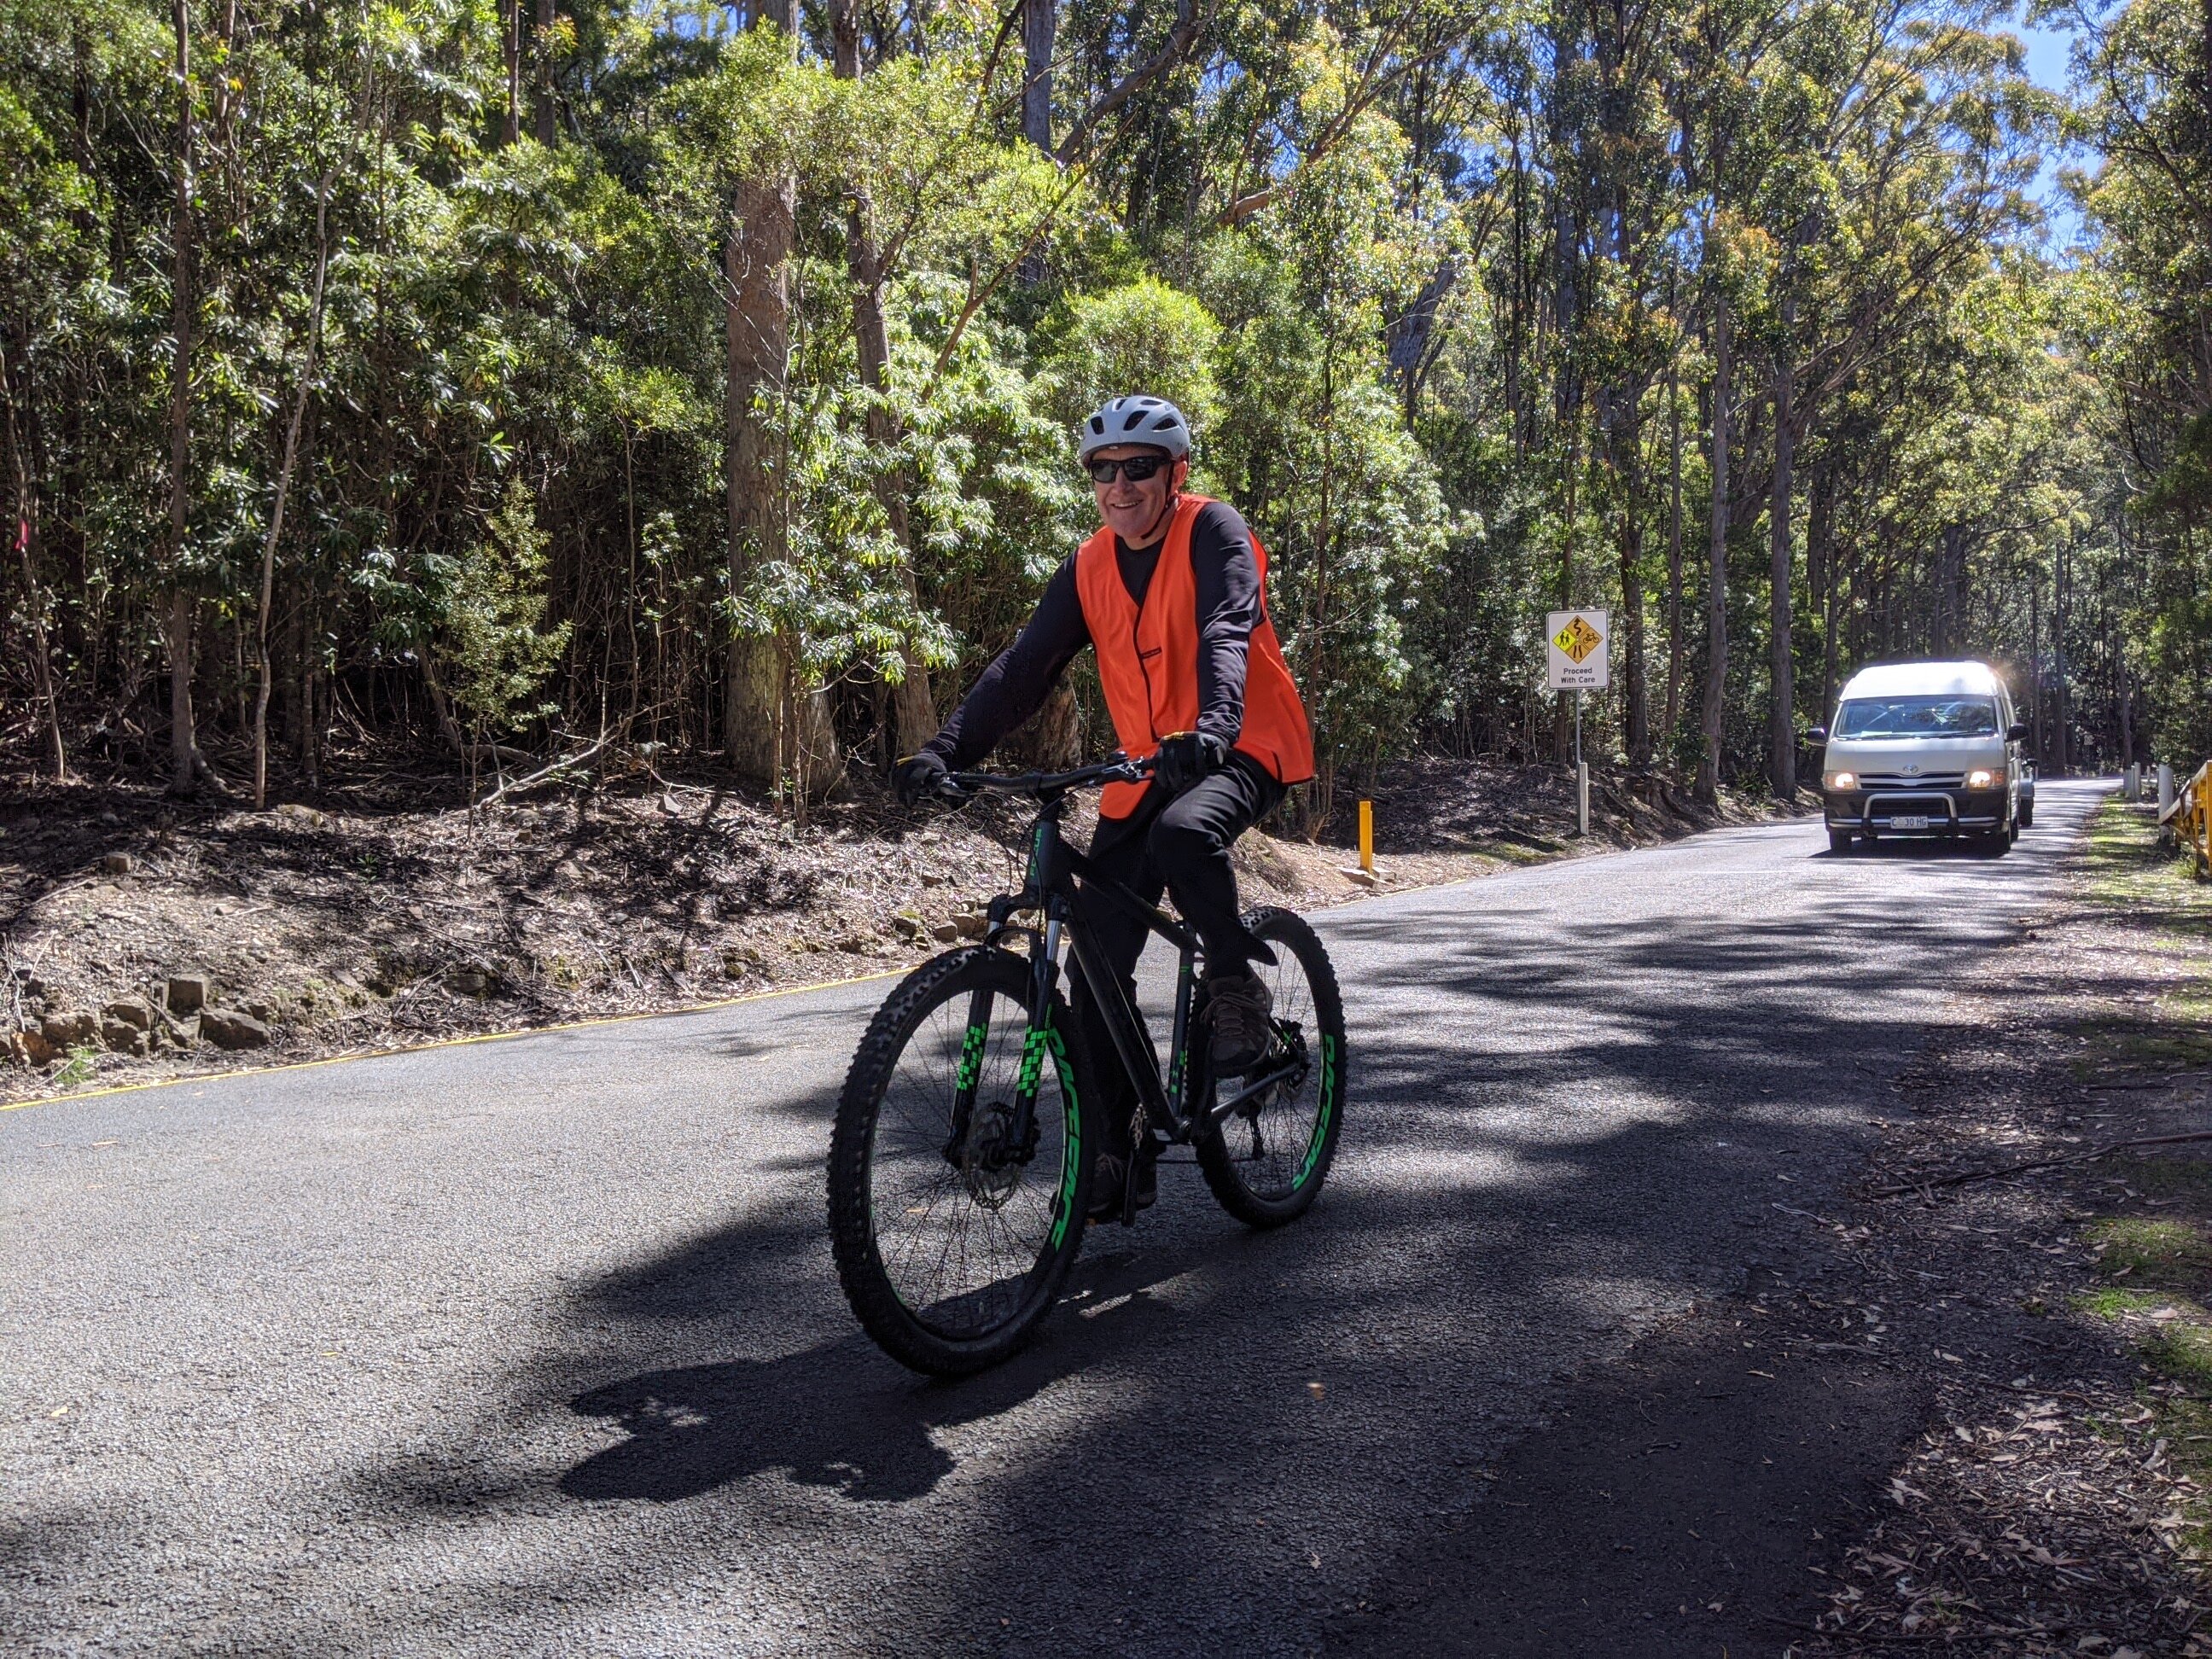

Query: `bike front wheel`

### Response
(1194, 906, 1348, 1227)
(827, 947, 1097, 1376)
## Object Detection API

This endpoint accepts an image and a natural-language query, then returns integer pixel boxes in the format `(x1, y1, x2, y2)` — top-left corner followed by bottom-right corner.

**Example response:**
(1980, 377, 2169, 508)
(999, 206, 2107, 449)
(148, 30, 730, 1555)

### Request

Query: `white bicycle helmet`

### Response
(1078, 395, 1191, 463)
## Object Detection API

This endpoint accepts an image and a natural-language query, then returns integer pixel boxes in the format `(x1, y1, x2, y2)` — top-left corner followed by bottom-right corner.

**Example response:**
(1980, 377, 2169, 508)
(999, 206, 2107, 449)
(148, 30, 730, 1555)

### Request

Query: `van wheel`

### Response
(1827, 828, 1855, 854)
(2018, 805, 2034, 830)
(1976, 830, 2011, 858)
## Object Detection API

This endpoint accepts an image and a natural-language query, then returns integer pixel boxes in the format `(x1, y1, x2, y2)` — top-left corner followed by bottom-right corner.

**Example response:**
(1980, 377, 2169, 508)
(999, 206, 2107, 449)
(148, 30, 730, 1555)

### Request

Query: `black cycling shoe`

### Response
(1203, 969, 1274, 1074)
(1087, 1150, 1158, 1223)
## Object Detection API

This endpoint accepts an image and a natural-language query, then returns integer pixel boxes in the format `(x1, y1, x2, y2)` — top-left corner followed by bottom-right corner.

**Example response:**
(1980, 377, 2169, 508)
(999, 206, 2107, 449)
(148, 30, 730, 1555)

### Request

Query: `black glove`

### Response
(893, 751, 951, 806)
(1154, 731, 1229, 795)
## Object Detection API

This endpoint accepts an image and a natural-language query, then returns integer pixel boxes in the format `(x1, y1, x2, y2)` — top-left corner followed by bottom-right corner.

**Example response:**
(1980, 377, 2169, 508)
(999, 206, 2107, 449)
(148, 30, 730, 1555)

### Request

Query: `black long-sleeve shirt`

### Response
(924, 500, 1262, 767)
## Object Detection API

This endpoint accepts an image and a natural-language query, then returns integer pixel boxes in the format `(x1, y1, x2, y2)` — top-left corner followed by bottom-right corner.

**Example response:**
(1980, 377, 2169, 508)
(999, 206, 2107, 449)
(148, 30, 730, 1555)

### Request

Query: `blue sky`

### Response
(2014, 17, 2087, 247)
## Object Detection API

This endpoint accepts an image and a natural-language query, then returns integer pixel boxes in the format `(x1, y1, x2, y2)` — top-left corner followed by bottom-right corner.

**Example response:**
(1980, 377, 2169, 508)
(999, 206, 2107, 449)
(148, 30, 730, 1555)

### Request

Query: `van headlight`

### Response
(1825, 771, 1857, 791)
(1967, 768, 1999, 789)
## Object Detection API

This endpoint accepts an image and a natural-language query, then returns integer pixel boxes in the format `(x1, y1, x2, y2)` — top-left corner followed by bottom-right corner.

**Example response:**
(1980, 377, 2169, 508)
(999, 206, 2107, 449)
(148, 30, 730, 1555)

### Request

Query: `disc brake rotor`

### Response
(960, 1100, 1023, 1209)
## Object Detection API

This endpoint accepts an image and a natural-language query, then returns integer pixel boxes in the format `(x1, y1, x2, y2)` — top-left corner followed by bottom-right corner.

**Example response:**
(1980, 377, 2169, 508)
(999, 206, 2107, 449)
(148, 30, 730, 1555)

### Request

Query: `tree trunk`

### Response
(830, 0, 860, 76)
(10, 509, 67, 784)
(502, 0, 521, 145)
(284, 598, 304, 754)
(1553, 443, 1575, 763)
(253, 171, 332, 808)
(1767, 337, 1796, 800)
(298, 597, 321, 789)
(847, 196, 936, 756)
(1664, 325, 1684, 758)
(2114, 663, 2132, 774)
(719, 0, 832, 799)
(1021, 0, 1055, 153)
(1936, 522, 1967, 654)
(830, 2, 935, 758)
(1620, 410, 1649, 765)
(2028, 564, 2041, 765)
(533, 0, 555, 143)
(2054, 537, 2071, 775)
(166, 0, 207, 795)
(1019, 684, 1083, 767)
(1697, 292, 1730, 806)
(1811, 464, 1837, 723)
(2, 324, 67, 781)
(725, 191, 794, 788)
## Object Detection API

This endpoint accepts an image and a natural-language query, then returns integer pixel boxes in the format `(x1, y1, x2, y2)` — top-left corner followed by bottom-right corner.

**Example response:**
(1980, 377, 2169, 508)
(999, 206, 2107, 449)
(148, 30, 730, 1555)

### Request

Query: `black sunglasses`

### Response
(1085, 453, 1170, 484)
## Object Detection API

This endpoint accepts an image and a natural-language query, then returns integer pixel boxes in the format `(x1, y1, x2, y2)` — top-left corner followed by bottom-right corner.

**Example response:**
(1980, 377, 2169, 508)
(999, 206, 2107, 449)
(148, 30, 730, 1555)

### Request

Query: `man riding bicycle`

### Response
(894, 394, 1315, 1218)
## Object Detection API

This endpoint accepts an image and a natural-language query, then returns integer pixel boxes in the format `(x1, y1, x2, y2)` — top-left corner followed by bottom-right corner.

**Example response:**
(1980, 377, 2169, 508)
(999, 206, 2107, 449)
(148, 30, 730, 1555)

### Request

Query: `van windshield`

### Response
(1833, 696, 1999, 739)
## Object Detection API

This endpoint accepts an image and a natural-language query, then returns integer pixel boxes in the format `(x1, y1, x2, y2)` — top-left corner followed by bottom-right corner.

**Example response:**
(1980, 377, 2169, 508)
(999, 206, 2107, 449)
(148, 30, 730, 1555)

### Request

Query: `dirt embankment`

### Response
(1, 756, 1791, 1102)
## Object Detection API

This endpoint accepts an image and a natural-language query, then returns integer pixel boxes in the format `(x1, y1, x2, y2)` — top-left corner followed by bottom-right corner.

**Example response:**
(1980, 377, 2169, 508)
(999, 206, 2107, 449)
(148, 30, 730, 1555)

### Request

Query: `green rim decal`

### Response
(1046, 1025, 1080, 1248)
(955, 1022, 987, 1094)
(1295, 1031, 1340, 1187)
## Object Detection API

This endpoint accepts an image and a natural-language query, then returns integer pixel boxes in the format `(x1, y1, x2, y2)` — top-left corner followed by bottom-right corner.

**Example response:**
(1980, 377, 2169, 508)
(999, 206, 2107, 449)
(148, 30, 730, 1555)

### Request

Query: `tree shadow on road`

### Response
(356, 790, 2129, 1653)
(559, 1243, 1199, 1505)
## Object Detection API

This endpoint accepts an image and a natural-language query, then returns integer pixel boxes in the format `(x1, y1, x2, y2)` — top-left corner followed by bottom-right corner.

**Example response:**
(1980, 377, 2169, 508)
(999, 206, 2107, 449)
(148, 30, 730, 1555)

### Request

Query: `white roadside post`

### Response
(2161, 763, 2175, 817)
(1546, 609, 1610, 837)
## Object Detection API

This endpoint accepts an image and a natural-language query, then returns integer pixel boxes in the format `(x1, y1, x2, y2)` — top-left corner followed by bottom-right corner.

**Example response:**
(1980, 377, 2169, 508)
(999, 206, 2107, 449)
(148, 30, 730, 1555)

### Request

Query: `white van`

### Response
(1812, 661, 2028, 856)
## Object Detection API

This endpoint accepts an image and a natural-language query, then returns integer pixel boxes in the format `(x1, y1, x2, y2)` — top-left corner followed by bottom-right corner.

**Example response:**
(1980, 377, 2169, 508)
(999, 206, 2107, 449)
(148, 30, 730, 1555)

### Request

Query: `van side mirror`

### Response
(1807, 727, 1828, 745)
(2006, 722, 2029, 742)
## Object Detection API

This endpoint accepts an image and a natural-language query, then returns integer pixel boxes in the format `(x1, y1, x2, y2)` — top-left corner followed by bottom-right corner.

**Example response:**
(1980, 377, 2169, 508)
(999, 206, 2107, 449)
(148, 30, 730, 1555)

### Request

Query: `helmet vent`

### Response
(1077, 394, 1192, 462)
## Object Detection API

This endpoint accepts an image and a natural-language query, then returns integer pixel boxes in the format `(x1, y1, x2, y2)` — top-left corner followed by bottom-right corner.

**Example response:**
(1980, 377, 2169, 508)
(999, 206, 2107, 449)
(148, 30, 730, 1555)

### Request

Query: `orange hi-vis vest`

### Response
(1074, 493, 1315, 819)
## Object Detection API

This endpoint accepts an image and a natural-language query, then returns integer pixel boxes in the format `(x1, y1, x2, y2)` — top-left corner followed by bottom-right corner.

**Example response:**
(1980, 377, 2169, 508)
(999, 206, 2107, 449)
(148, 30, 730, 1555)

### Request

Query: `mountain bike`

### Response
(826, 755, 1348, 1377)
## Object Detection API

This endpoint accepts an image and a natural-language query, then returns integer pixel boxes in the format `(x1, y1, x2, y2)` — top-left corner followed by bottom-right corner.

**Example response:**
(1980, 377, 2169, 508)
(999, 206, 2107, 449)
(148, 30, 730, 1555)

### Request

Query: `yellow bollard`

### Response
(1359, 799, 1374, 873)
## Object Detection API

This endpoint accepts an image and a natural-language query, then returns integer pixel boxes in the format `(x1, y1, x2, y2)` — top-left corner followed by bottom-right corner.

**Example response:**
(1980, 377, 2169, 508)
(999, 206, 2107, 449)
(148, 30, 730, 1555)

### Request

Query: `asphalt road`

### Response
(3, 782, 2107, 1656)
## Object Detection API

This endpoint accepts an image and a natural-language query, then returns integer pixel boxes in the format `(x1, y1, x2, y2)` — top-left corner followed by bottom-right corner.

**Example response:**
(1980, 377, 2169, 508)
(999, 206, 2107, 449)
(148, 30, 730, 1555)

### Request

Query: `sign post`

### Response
(1546, 609, 1610, 836)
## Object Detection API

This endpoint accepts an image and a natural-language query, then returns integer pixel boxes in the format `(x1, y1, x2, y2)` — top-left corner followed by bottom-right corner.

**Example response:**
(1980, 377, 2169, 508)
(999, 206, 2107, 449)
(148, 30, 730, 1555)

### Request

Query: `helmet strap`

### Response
(1136, 487, 1181, 547)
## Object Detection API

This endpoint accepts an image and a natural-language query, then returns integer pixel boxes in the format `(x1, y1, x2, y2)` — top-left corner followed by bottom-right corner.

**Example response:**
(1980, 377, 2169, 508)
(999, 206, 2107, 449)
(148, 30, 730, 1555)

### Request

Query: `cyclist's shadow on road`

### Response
(556, 1243, 1182, 1506)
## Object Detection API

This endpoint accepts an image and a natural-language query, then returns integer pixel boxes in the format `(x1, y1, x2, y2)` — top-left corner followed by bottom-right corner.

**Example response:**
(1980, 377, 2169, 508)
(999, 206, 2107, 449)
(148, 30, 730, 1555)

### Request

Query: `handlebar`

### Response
(937, 754, 1152, 801)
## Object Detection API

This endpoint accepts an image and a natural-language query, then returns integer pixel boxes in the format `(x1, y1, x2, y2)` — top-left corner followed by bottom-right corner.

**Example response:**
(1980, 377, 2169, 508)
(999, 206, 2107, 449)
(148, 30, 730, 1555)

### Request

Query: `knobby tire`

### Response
(827, 947, 1097, 1376)
(1194, 906, 1348, 1226)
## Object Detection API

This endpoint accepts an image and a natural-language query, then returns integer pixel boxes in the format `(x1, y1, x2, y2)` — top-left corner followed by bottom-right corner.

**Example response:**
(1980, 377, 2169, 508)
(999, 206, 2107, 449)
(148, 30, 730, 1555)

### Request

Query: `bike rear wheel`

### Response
(828, 947, 1096, 1376)
(1195, 906, 1348, 1227)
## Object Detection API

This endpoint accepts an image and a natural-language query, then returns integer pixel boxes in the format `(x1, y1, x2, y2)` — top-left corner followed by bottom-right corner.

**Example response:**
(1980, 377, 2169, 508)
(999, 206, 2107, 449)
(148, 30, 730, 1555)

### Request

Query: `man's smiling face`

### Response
(1090, 445, 1188, 548)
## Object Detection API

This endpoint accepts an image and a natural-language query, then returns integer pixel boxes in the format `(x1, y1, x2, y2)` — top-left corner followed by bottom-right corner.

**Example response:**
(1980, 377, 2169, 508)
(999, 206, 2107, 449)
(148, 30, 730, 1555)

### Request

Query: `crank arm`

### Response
(1203, 1055, 1308, 1129)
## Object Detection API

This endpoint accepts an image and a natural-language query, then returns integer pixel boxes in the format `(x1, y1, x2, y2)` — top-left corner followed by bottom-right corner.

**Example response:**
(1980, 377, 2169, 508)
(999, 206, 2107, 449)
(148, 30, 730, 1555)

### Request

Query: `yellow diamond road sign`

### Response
(1545, 608, 1610, 690)
(1554, 615, 1602, 663)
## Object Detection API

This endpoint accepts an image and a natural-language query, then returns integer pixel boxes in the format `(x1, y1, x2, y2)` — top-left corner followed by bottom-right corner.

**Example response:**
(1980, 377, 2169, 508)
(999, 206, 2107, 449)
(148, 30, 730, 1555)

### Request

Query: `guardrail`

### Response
(2158, 760, 2212, 876)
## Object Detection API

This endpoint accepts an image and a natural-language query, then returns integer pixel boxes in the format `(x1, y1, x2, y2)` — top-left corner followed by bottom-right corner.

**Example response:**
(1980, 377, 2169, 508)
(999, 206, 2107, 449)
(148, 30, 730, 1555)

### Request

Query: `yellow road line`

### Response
(2, 806, 1817, 1119)
(0, 964, 912, 1116)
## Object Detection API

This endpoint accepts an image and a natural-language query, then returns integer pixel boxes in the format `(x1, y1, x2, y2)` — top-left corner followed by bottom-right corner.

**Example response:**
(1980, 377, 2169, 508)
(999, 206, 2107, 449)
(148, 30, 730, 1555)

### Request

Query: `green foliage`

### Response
(0, 0, 2174, 817)
(439, 480, 572, 747)
(52, 1045, 96, 1088)
(1042, 280, 1223, 443)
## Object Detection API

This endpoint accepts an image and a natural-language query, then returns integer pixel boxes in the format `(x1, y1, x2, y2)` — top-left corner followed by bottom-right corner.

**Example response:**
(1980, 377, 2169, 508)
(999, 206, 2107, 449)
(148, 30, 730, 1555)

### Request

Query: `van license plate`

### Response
(1891, 814, 1930, 830)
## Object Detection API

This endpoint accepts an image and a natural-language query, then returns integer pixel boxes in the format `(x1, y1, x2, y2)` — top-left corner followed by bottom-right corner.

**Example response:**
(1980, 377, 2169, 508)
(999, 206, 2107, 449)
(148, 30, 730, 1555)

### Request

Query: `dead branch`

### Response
(1054, 0, 1203, 164)
(1866, 1129, 2212, 1199)
(469, 732, 616, 808)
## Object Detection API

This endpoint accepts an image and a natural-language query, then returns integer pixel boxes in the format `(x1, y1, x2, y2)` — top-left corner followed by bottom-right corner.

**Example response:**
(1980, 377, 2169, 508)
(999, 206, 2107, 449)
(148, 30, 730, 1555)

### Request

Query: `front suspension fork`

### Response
(941, 985, 996, 1165)
(942, 918, 1063, 1168)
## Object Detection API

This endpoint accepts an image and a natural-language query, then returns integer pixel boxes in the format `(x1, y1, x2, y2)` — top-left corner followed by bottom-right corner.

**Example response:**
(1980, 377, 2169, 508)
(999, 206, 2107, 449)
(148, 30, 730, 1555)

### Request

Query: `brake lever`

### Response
(1103, 752, 1152, 784)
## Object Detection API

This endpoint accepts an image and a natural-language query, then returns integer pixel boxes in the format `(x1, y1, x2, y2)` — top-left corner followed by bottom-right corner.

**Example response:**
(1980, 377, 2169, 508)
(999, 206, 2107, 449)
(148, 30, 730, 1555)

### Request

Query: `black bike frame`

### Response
(995, 795, 1199, 1144)
(945, 781, 1301, 1166)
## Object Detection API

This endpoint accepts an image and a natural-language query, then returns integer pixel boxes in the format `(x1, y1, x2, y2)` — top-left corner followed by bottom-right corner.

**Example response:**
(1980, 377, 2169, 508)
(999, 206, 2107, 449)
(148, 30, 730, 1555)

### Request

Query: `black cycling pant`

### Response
(1071, 753, 1284, 1159)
